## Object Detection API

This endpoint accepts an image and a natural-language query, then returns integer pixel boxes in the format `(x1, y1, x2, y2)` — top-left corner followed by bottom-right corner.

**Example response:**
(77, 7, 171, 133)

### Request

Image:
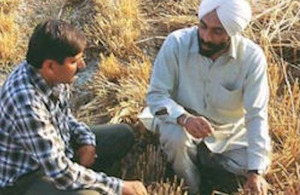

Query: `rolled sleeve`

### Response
(68, 110, 96, 146)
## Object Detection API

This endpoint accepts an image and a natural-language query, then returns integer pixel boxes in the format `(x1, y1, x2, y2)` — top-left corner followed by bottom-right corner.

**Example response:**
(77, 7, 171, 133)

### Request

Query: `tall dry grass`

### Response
(83, 0, 147, 59)
(0, 0, 68, 70)
(89, 54, 152, 124)
(0, 0, 19, 68)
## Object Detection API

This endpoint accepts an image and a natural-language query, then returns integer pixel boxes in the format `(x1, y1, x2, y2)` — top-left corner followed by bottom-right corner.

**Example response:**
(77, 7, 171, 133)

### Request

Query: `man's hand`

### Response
(244, 173, 268, 195)
(76, 145, 96, 168)
(178, 114, 213, 139)
(122, 181, 147, 195)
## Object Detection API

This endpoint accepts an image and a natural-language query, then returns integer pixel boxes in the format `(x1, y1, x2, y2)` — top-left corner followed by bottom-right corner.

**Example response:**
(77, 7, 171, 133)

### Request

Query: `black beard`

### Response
(198, 36, 230, 57)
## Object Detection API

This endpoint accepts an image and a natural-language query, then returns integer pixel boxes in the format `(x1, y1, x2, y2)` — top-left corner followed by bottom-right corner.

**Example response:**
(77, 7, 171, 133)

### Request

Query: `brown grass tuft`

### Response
(0, 0, 19, 13)
(84, 0, 148, 59)
(0, 1, 19, 68)
(90, 54, 151, 124)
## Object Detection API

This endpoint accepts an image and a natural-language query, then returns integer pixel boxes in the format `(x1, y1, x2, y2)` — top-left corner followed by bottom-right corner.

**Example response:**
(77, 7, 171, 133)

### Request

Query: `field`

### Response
(0, 0, 299, 194)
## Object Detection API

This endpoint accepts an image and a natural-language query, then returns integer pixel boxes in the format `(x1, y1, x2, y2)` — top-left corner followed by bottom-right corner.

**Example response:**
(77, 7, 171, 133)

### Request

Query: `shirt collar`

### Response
(25, 61, 53, 98)
(189, 26, 237, 60)
(227, 35, 237, 59)
(189, 27, 200, 54)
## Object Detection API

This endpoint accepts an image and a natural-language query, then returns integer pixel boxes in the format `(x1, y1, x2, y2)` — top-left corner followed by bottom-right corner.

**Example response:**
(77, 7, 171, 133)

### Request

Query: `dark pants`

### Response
(0, 123, 134, 195)
(197, 142, 246, 195)
(91, 124, 134, 175)
(164, 142, 246, 195)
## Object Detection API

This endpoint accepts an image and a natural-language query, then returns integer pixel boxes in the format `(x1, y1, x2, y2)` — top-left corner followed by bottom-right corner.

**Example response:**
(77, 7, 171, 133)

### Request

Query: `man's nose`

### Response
(202, 30, 213, 43)
(77, 59, 86, 69)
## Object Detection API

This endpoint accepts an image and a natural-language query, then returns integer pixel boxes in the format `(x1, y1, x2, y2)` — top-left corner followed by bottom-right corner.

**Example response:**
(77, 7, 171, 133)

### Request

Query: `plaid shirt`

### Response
(0, 62, 122, 194)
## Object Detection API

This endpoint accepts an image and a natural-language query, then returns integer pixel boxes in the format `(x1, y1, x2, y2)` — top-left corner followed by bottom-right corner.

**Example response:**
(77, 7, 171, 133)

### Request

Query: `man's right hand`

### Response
(122, 181, 147, 195)
(178, 114, 213, 139)
(244, 172, 268, 195)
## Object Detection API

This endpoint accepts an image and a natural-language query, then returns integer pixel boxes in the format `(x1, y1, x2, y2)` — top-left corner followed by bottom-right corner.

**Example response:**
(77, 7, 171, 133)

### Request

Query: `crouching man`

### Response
(0, 20, 147, 195)
(145, 0, 271, 194)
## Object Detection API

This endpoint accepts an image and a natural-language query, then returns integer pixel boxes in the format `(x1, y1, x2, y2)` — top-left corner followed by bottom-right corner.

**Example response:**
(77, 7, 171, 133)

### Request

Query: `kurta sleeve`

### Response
(147, 34, 186, 123)
(243, 47, 271, 172)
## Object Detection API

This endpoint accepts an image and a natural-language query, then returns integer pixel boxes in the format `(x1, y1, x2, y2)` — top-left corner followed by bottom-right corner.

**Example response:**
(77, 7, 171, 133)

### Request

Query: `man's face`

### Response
(198, 11, 230, 58)
(51, 52, 86, 84)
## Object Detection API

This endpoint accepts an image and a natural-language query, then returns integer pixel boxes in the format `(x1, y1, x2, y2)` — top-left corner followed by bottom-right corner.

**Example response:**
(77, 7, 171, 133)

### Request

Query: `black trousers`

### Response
(164, 142, 246, 195)
(0, 123, 135, 195)
(90, 124, 135, 175)
(197, 142, 246, 195)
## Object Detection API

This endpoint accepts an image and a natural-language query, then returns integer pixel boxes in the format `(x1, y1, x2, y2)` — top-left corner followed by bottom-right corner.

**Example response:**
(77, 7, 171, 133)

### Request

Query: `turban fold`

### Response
(198, 0, 252, 36)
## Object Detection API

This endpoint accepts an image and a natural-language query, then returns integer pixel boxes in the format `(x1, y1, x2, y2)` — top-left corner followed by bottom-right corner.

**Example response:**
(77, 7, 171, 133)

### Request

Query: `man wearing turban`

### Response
(145, 0, 271, 194)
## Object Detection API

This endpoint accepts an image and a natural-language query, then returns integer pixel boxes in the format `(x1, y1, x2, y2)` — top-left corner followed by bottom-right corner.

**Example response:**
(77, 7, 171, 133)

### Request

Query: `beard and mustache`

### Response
(198, 34, 230, 57)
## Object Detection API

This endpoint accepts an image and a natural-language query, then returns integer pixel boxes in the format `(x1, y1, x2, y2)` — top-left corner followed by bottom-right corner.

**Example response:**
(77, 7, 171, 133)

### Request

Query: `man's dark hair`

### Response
(26, 20, 86, 69)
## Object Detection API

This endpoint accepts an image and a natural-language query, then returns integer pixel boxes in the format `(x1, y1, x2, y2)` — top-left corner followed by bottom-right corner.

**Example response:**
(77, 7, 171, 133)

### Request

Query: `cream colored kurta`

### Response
(146, 26, 271, 172)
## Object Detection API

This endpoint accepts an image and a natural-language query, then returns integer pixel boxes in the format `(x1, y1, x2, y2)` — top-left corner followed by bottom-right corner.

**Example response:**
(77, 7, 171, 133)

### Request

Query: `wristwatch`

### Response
(247, 169, 263, 175)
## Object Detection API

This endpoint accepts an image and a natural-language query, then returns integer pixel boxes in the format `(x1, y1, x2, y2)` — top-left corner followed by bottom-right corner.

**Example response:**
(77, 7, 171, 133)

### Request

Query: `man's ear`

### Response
(43, 59, 54, 69)
(38, 59, 57, 85)
(41, 59, 55, 75)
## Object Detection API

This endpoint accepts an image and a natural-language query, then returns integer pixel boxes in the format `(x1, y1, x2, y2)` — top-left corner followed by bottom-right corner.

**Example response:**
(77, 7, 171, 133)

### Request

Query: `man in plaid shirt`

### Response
(0, 20, 147, 195)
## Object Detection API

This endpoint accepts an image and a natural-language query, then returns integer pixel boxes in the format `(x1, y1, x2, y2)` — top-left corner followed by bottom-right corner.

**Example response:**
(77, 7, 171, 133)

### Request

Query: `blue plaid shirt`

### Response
(0, 62, 122, 194)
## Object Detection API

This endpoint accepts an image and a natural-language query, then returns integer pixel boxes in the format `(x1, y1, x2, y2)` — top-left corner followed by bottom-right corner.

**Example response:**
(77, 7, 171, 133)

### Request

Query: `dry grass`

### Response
(0, 0, 19, 68)
(81, 53, 151, 124)
(0, 0, 299, 194)
(0, 0, 18, 13)
(0, 0, 67, 70)
(82, 0, 148, 59)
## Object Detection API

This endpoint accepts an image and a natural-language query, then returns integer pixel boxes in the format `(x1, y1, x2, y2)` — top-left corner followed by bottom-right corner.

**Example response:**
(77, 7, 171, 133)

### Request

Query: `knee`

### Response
(160, 125, 186, 148)
(118, 123, 135, 147)
(163, 134, 185, 149)
(159, 124, 188, 159)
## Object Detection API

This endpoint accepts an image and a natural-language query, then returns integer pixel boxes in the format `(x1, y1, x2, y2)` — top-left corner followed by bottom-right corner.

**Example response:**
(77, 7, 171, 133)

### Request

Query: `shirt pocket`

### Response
(212, 84, 243, 111)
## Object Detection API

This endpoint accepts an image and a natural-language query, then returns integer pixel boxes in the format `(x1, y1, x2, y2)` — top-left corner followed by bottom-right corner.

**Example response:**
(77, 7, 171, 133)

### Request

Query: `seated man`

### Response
(0, 20, 147, 195)
(145, 0, 271, 194)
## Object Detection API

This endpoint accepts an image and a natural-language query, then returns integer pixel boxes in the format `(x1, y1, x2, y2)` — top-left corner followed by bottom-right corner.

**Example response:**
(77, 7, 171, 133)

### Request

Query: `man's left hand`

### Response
(244, 172, 269, 195)
(76, 145, 96, 168)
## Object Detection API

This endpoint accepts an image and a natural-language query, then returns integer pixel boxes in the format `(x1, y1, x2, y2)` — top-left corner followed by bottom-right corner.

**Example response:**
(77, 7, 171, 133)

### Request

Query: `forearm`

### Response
(40, 153, 122, 194)
(68, 113, 96, 146)
(246, 117, 271, 171)
(15, 105, 119, 193)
